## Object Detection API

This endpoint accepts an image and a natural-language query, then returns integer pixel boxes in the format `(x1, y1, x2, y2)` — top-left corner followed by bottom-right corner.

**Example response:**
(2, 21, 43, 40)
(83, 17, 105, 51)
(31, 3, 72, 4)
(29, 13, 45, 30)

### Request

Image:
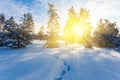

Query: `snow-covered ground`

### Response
(0, 40, 120, 80)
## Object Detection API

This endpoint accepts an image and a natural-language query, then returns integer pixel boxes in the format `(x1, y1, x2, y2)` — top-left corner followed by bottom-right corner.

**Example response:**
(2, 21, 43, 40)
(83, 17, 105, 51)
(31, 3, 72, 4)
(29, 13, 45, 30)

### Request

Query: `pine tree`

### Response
(104, 20, 119, 35)
(3, 16, 17, 32)
(93, 19, 119, 48)
(0, 14, 33, 48)
(3, 17, 20, 48)
(38, 25, 45, 40)
(79, 8, 92, 40)
(78, 8, 92, 48)
(20, 13, 34, 44)
(45, 3, 60, 48)
(94, 19, 104, 35)
(21, 13, 34, 34)
(0, 13, 5, 32)
(0, 14, 5, 47)
(2, 16, 32, 48)
(64, 6, 78, 43)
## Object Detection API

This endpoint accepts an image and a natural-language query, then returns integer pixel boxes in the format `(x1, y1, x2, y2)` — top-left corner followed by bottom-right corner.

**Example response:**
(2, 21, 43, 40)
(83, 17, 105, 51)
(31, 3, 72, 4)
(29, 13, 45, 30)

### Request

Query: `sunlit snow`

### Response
(0, 40, 120, 80)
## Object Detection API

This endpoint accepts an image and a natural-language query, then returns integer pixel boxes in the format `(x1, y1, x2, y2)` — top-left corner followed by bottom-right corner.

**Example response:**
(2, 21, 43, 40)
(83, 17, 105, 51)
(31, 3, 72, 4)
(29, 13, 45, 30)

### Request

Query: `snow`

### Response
(0, 40, 120, 80)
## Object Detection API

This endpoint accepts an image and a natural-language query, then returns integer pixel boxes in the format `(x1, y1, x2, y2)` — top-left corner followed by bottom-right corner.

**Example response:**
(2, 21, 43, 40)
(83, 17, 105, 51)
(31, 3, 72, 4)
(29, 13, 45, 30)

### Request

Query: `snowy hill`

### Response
(0, 40, 120, 80)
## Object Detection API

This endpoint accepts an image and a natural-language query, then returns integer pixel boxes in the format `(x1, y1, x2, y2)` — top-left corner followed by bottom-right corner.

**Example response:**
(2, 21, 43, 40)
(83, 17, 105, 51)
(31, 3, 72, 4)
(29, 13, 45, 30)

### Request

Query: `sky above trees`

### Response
(0, 0, 120, 33)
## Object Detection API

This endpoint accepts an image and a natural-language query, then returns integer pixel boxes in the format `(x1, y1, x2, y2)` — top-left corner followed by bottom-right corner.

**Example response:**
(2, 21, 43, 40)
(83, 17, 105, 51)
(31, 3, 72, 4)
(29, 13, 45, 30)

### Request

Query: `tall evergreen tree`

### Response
(0, 14, 5, 47)
(79, 8, 92, 39)
(64, 6, 78, 43)
(0, 13, 5, 32)
(3, 16, 17, 32)
(93, 19, 119, 48)
(78, 8, 92, 48)
(94, 19, 104, 35)
(1, 15, 32, 48)
(3, 17, 21, 48)
(21, 13, 34, 34)
(0, 14, 33, 48)
(104, 20, 119, 35)
(45, 3, 60, 48)
(93, 19, 105, 47)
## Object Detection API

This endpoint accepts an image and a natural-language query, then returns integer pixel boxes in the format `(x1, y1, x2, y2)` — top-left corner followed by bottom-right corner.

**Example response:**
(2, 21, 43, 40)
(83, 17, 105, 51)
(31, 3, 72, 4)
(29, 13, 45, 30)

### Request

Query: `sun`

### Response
(73, 26, 84, 36)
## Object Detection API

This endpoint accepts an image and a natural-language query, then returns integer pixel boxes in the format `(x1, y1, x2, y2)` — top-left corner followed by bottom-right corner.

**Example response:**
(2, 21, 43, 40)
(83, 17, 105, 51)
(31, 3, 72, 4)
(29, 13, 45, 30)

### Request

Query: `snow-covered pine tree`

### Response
(0, 13, 5, 47)
(93, 19, 119, 48)
(45, 3, 60, 48)
(20, 13, 34, 44)
(0, 13, 5, 33)
(3, 16, 16, 32)
(1, 16, 32, 48)
(21, 13, 34, 35)
(103, 20, 120, 48)
(2, 16, 23, 48)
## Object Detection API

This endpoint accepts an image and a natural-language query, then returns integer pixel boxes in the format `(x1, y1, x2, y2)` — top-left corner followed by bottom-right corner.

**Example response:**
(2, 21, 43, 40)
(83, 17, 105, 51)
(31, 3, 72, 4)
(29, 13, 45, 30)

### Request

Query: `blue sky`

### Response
(0, 0, 120, 33)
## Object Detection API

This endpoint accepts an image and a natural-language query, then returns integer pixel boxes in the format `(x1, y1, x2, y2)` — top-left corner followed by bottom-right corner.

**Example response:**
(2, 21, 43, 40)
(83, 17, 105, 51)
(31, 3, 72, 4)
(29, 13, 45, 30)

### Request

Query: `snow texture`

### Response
(0, 40, 120, 80)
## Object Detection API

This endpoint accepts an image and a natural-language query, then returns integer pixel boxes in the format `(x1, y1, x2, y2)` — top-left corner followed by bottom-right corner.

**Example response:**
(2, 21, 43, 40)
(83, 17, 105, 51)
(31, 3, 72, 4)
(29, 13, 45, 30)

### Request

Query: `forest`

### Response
(0, 3, 120, 49)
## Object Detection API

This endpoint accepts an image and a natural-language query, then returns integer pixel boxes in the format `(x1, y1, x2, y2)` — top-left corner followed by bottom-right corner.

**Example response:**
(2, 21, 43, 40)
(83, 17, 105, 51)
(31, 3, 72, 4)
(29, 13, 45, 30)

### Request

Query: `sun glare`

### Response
(73, 26, 84, 36)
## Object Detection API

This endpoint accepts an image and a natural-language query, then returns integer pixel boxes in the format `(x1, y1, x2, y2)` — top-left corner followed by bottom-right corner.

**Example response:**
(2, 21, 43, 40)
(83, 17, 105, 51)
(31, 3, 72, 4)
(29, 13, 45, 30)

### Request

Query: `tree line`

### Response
(38, 3, 120, 49)
(0, 3, 120, 49)
(0, 13, 34, 48)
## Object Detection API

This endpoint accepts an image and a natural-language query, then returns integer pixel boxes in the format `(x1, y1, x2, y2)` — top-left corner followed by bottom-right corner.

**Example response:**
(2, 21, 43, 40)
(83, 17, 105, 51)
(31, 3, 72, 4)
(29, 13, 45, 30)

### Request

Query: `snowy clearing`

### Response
(0, 40, 120, 80)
